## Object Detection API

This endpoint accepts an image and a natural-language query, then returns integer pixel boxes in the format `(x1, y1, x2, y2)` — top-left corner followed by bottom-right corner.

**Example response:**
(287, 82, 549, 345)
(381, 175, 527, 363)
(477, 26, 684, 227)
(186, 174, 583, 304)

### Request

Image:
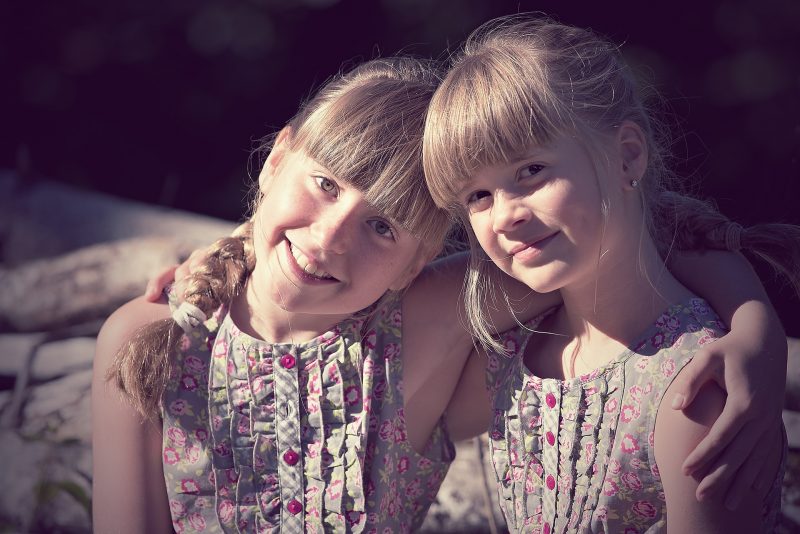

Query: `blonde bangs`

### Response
(291, 74, 450, 253)
(424, 45, 569, 212)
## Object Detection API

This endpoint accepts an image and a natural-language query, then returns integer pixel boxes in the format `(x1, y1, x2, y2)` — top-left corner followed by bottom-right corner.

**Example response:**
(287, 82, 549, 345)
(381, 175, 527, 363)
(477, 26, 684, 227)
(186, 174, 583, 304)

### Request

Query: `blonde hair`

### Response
(423, 15, 800, 350)
(112, 57, 451, 418)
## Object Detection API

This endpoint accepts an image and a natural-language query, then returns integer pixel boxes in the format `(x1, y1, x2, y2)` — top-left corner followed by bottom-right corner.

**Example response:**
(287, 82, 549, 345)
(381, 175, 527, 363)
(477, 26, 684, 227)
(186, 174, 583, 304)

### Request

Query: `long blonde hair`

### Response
(423, 15, 800, 350)
(112, 57, 451, 418)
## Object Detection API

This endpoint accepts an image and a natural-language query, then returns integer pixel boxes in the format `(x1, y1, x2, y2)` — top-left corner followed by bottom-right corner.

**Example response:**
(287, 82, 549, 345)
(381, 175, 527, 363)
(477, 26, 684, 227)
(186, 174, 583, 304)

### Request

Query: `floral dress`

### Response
(485, 297, 785, 533)
(161, 293, 454, 533)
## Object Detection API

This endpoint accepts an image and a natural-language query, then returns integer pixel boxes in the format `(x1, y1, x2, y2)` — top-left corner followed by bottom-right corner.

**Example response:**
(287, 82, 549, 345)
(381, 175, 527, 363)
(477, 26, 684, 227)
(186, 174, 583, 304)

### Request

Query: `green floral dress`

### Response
(485, 297, 785, 533)
(161, 293, 454, 533)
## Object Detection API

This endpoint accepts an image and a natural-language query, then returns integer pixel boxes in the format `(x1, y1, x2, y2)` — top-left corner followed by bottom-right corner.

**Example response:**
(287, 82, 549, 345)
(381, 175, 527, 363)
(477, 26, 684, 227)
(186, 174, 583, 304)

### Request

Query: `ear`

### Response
(258, 127, 292, 190)
(388, 250, 430, 291)
(616, 121, 648, 191)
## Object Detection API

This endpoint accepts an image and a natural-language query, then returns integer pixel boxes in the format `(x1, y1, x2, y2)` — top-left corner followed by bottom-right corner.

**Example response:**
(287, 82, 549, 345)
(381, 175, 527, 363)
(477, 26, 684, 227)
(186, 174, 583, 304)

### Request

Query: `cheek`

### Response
(468, 213, 497, 248)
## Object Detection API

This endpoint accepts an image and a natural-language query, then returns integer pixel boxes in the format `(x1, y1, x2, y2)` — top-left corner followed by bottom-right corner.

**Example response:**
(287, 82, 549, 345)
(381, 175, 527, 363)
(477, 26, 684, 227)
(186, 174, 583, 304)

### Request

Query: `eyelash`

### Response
(521, 164, 544, 178)
(314, 175, 339, 197)
(314, 175, 396, 240)
(368, 219, 396, 240)
(464, 163, 546, 209)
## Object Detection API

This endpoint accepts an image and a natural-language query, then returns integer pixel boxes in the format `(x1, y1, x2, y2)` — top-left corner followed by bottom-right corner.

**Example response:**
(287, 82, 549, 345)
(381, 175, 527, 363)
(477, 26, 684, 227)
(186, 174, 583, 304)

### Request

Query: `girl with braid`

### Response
(422, 15, 796, 532)
(95, 53, 786, 533)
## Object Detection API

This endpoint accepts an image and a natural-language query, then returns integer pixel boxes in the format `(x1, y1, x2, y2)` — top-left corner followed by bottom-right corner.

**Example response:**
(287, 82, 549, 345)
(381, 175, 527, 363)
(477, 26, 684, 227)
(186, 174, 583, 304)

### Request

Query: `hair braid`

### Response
(109, 221, 254, 418)
(656, 192, 800, 298)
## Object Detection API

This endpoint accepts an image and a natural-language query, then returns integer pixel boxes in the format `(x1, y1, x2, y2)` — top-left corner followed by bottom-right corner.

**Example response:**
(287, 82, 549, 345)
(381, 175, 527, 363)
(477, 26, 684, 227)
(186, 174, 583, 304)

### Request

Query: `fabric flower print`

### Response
(164, 448, 180, 465)
(180, 478, 200, 494)
(344, 385, 361, 407)
(620, 405, 639, 423)
(218, 499, 235, 524)
(602, 479, 619, 497)
(379, 420, 394, 442)
(660, 358, 676, 378)
(383, 342, 400, 361)
(364, 329, 377, 350)
(690, 298, 709, 316)
(620, 434, 639, 454)
(632, 500, 657, 519)
(621, 471, 643, 491)
(167, 426, 188, 447)
(397, 456, 410, 474)
(181, 374, 199, 391)
(169, 399, 188, 416)
(187, 513, 206, 531)
(185, 444, 201, 464)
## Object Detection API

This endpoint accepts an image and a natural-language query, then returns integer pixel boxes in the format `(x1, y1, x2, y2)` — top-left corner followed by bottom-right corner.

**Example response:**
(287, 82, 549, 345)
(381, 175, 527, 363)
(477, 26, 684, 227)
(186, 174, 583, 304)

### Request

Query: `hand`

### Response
(669, 328, 787, 509)
(144, 264, 178, 302)
(143, 248, 210, 302)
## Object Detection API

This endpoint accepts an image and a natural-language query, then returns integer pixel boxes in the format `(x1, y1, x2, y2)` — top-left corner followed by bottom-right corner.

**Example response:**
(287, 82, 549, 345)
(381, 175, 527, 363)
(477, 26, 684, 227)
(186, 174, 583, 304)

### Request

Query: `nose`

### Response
(491, 191, 531, 234)
(310, 202, 356, 255)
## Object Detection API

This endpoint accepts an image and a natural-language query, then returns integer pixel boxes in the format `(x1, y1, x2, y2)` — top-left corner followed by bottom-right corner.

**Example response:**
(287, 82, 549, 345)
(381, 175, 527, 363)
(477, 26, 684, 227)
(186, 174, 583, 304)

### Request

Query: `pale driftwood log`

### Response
(0, 171, 236, 265)
(0, 237, 189, 332)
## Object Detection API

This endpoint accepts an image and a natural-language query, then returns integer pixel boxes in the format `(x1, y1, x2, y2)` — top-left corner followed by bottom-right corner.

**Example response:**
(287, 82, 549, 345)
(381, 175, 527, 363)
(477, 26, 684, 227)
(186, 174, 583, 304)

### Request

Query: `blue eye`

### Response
(315, 176, 339, 196)
(368, 219, 395, 240)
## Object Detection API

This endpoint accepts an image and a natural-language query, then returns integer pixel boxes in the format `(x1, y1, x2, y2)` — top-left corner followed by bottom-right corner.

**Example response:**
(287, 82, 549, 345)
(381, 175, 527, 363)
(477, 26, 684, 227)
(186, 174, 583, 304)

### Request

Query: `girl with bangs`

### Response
(422, 15, 796, 533)
(100, 50, 784, 533)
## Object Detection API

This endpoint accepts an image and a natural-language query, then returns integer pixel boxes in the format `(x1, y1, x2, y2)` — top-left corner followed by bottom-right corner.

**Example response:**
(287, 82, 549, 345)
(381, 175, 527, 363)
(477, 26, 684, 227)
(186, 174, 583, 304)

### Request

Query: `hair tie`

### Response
(724, 222, 744, 252)
(172, 301, 207, 333)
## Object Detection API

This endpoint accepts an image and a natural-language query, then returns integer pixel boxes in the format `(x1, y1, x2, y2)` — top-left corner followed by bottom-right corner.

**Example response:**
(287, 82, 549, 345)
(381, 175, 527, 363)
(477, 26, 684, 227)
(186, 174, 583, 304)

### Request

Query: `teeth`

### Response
(289, 243, 333, 279)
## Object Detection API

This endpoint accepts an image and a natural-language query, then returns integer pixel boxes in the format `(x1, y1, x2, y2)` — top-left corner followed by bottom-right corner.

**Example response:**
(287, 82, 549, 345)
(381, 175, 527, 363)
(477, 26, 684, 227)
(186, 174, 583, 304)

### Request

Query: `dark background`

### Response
(2, 0, 799, 335)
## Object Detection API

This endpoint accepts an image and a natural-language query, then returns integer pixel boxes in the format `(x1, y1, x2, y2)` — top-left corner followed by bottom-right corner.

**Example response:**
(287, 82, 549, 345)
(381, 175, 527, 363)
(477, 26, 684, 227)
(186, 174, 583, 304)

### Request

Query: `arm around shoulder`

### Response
(654, 377, 781, 533)
(92, 297, 174, 533)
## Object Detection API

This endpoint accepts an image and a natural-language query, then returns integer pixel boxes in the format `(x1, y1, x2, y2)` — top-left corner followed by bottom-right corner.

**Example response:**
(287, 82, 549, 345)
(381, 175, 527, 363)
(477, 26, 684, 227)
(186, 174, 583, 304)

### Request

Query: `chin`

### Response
(513, 266, 568, 294)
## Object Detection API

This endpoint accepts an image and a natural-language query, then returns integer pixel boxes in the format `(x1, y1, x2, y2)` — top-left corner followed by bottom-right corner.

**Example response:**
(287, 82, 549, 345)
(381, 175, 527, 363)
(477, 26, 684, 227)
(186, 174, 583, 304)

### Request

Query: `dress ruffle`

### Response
(161, 293, 453, 533)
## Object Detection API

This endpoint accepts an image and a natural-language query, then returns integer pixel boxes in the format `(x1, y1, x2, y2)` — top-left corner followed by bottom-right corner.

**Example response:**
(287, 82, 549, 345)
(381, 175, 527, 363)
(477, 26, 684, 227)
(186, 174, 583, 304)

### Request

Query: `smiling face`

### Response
(250, 145, 425, 324)
(462, 134, 627, 294)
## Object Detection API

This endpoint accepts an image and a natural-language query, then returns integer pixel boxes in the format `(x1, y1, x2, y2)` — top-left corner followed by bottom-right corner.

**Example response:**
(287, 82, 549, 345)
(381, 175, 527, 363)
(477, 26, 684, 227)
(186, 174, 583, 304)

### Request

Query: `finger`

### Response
(669, 350, 722, 410)
(693, 418, 760, 502)
(176, 249, 205, 281)
(144, 265, 179, 301)
(683, 400, 747, 475)
(720, 422, 772, 510)
(174, 261, 191, 282)
(752, 422, 782, 498)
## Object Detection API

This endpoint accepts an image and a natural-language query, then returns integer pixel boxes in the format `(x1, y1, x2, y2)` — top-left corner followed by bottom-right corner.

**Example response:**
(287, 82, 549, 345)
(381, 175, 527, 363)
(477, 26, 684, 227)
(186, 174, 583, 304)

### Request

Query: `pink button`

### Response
(545, 392, 556, 408)
(543, 522, 551, 534)
(546, 474, 555, 490)
(546, 431, 555, 446)
(283, 449, 300, 466)
(287, 499, 302, 515)
(280, 354, 296, 369)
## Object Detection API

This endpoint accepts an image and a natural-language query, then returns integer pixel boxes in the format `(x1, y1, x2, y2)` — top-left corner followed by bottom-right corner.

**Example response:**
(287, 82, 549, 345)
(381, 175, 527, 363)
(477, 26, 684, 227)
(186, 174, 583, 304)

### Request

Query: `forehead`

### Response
(287, 151, 423, 238)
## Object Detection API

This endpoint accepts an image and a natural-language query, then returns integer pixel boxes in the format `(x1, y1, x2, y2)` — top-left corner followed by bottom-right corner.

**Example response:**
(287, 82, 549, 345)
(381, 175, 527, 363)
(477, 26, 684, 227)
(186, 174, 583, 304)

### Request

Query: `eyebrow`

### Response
(453, 146, 550, 198)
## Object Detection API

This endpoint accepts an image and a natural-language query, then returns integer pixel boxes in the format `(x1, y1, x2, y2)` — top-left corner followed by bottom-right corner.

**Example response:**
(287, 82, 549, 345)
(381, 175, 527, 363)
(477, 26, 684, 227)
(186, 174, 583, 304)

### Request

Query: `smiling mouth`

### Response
(287, 241, 337, 281)
(510, 232, 560, 258)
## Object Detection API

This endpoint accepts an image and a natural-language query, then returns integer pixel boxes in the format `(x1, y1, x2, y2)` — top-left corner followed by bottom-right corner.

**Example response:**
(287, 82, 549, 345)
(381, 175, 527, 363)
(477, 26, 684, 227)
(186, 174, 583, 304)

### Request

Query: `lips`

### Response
(509, 231, 559, 258)
(287, 241, 336, 281)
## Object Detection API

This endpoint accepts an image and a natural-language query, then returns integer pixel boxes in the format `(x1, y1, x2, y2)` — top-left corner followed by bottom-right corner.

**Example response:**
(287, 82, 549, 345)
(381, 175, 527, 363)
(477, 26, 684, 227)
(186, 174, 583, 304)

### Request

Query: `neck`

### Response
(232, 278, 352, 344)
(556, 236, 691, 365)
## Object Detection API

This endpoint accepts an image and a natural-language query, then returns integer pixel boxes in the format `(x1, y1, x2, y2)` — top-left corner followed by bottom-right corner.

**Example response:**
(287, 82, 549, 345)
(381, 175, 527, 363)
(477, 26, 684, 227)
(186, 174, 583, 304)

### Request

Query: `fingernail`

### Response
(671, 394, 685, 410)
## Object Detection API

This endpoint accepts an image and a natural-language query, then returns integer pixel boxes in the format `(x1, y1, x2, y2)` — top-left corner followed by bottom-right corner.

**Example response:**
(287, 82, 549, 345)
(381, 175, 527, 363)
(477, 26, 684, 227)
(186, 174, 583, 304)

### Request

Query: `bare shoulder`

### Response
(654, 371, 775, 532)
(95, 296, 171, 369)
(403, 252, 468, 338)
(92, 296, 174, 531)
